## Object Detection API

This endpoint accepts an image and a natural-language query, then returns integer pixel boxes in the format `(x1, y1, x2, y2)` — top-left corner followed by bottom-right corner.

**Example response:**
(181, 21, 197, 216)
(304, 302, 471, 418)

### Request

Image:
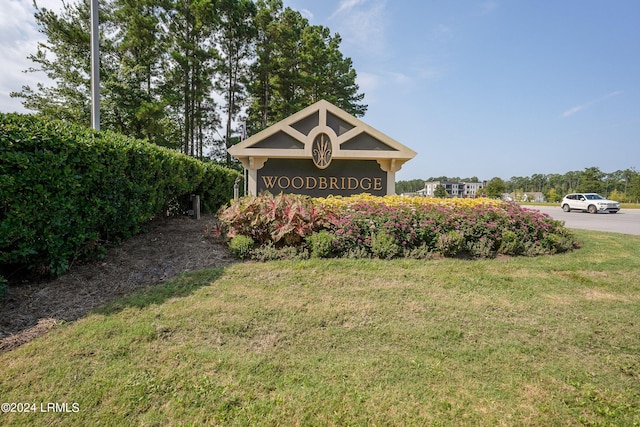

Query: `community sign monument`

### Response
(228, 100, 416, 197)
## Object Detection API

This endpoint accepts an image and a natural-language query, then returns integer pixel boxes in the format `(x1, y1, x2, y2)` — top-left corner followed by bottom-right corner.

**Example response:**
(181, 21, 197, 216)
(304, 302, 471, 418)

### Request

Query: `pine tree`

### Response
(11, 1, 94, 124)
(13, 0, 367, 158)
(247, 0, 282, 133)
(247, 2, 367, 134)
(215, 0, 257, 165)
(106, 0, 177, 147)
(161, 0, 219, 156)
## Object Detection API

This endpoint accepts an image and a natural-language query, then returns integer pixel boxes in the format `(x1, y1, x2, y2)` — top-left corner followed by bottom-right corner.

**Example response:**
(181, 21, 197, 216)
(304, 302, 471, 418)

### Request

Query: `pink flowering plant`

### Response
(217, 194, 578, 260)
(217, 192, 329, 246)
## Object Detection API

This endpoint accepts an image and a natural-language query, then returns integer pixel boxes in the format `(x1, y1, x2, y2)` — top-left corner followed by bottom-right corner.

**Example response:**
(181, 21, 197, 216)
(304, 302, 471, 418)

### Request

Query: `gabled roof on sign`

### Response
(228, 100, 417, 163)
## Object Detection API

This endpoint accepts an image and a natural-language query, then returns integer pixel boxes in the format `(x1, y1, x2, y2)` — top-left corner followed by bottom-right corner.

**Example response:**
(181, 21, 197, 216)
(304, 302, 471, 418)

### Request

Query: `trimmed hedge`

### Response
(1, 113, 239, 277)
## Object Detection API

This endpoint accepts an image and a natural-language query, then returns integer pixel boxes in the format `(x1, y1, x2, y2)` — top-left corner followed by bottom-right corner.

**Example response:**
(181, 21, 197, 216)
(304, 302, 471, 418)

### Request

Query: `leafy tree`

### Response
(247, 0, 281, 131)
(299, 26, 366, 115)
(547, 174, 566, 195)
(621, 168, 637, 194)
(578, 167, 604, 193)
(485, 177, 506, 199)
(608, 189, 624, 203)
(507, 176, 530, 193)
(12, 0, 180, 148)
(512, 188, 524, 202)
(530, 173, 547, 192)
(434, 184, 448, 198)
(628, 173, 640, 203)
(546, 188, 561, 203)
(426, 176, 444, 182)
(395, 179, 426, 194)
(272, 7, 308, 119)
(564, 170, 581, 193)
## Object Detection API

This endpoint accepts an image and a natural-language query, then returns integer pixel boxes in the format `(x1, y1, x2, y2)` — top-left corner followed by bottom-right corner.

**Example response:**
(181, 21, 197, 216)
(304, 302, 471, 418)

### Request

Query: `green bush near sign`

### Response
(371, 232, 400, 259)
(306, 231, 335, 258)
(228, 235, 254, 260)
(1, 113, 239, 277)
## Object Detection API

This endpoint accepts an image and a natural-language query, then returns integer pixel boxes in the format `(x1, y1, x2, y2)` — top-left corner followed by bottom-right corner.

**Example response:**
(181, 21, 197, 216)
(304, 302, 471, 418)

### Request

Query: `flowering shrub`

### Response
(217, 194, 578, 260)
(217, 192, 329, 246)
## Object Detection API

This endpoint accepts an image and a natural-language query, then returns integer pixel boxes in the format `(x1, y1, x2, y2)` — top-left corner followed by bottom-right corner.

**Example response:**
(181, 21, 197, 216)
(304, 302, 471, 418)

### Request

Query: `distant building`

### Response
(417, 180, 487, 198)
(463, 181, 487, 198)
(516, 192, 546, 203)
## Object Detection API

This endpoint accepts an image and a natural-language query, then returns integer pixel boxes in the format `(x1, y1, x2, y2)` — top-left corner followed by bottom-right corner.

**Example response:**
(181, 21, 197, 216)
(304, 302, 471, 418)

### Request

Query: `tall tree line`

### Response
(12, 0, 366, 161)
(503, 167, 640, 202)
(396, 167, 640, 202)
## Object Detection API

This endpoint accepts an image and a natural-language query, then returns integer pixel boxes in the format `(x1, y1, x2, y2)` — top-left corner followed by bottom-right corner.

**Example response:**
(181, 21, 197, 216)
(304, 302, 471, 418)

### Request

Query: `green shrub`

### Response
(251, 242, 308, 262)
(198, 162, 241, 213)
(0, 113, 239, 277)
(436, 231, 465, 257)
(467, 237, 496, 258)
(345, 247, 371, 259)
(371, 231, 400, 259)
(306, 231, 335, 258)
(402, 244, 434, 260)
(540, 231, 578, 254)
(228, 235, 254, 259)
(499, 230, 524, 256)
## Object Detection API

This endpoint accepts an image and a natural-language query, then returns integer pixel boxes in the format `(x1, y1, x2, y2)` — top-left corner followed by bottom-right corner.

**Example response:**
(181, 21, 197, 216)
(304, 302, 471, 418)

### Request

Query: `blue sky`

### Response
(284, 0, 640, 180)
(2, 1, 639, 181)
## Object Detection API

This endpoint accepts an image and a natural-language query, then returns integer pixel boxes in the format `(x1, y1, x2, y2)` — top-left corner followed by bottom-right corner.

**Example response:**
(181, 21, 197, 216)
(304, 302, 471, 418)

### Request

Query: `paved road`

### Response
(529, 206, 640, 235)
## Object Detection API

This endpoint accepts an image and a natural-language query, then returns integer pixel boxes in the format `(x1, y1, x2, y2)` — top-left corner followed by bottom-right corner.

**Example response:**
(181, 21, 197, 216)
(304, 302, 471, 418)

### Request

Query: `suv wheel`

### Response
(562, 204, 571, 212)
(588, 205, 598, 214)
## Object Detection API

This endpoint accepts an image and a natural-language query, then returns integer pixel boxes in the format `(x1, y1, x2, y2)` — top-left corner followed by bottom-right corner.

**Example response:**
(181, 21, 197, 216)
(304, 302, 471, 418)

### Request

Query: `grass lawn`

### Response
(1, 229, 639, 426)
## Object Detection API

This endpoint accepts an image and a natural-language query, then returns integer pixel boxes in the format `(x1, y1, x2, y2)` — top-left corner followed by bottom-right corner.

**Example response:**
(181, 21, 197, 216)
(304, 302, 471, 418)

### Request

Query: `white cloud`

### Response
(1, 1, 42, 112)
(387, 71, 411, 85)
(330, 0, 368, 19)
(415, 66, 444, 81)
(299, 8, 314, 21)
(356, 71, 381, 92)
(0, 0, 68, 113)
(432, 24, 454, 42)
(561, 104, 588, 118)
(481, 1, 498, 15)
(384, 66, 443, 88)
(329, 0, 389, 58)
(561, 91, 623, 118)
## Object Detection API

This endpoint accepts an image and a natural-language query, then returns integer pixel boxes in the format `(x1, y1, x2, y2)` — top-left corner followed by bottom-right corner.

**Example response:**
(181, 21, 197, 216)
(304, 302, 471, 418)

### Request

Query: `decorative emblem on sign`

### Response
(312, 133, 332, 169)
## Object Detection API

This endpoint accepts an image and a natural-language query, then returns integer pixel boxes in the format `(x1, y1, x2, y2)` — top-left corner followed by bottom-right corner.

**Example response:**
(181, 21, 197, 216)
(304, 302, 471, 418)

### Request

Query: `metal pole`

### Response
(90, 0, 100, 130)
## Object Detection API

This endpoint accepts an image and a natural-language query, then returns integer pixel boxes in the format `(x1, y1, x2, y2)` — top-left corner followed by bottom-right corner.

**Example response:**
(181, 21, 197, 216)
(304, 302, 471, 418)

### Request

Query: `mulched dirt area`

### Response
(0, 215, 235, 354)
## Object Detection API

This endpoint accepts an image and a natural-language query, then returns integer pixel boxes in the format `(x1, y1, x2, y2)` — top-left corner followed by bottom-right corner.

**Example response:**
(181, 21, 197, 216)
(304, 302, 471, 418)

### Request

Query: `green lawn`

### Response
(1, 229, 639, 426)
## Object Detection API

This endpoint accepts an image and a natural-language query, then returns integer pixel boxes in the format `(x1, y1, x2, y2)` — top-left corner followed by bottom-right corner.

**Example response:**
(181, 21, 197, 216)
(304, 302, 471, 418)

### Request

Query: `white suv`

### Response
(561, 193, 620, 214)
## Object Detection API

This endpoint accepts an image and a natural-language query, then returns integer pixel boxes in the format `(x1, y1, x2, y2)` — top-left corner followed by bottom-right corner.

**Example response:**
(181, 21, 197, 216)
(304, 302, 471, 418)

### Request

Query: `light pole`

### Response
(90, 0, 100, 130)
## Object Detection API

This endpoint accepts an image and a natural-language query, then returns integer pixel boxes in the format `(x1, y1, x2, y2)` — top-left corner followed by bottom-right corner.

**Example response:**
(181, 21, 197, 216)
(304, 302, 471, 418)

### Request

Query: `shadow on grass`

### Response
(93, 267, 227, 316)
